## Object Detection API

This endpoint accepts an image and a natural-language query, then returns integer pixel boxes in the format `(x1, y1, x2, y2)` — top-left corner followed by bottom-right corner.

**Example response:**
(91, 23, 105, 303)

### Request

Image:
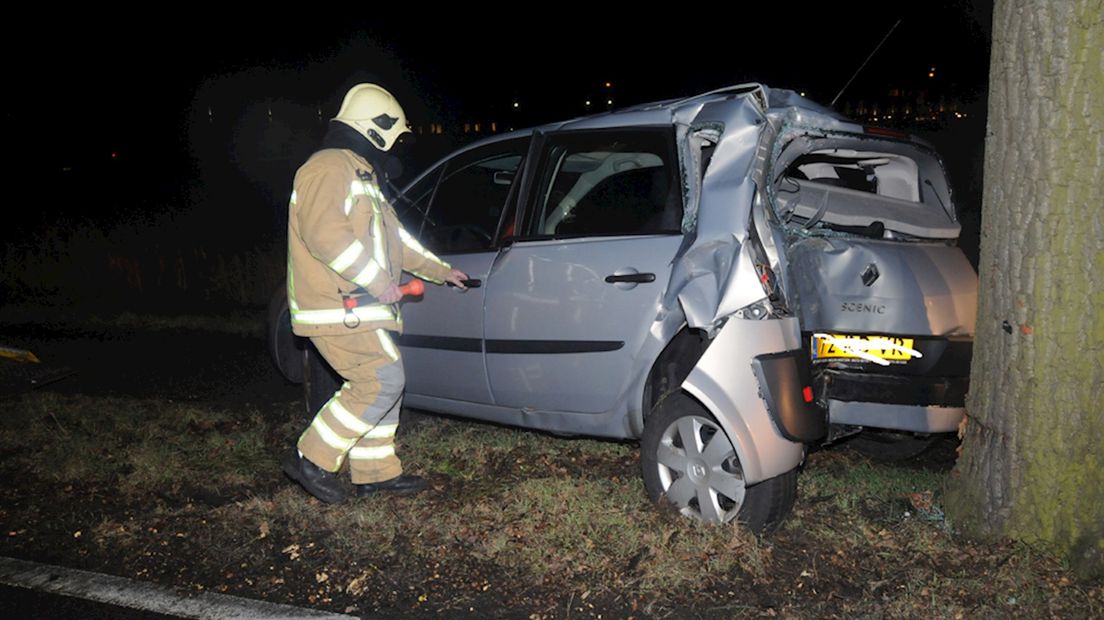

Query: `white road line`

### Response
(0, 556, 357, 619)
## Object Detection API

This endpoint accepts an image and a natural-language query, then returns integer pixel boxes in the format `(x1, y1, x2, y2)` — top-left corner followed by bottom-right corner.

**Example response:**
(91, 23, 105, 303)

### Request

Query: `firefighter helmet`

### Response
(333, 83, 411, 152)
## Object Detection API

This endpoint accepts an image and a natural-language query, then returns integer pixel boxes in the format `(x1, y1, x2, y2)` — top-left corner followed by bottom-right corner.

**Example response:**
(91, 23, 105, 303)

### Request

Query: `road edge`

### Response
(0, 555, 358, 619)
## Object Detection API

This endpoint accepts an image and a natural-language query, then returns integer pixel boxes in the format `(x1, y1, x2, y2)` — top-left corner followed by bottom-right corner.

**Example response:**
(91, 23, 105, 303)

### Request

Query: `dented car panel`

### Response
(681, 316, 807, 484)
(786, 238, 978, 336)
(662, 90, 774, 333)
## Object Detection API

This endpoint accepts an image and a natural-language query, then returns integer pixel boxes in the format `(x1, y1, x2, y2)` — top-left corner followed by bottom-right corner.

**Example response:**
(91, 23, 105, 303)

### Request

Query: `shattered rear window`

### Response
(769, 130, 959, 240)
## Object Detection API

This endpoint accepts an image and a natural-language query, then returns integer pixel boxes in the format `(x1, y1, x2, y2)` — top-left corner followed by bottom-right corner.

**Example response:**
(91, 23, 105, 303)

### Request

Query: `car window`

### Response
(420, 139, 528, 254)
(393, 166, 443, 233)
(770, 136, 960, 239)
(528, 130, 683, 237)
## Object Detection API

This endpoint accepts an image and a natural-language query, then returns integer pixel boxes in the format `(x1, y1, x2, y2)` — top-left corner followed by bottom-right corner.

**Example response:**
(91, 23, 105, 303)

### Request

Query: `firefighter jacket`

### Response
(287, 148, 452, 337)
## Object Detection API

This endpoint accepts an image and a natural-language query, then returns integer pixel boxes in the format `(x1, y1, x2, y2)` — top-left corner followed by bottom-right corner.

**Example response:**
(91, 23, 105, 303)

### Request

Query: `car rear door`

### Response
(483, 128, 685, 414)
(763, 129, 976, 419)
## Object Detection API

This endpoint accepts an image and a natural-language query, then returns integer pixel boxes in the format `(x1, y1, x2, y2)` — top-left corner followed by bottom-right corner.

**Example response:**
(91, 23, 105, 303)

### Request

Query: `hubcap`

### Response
(654, 415, 746, 523)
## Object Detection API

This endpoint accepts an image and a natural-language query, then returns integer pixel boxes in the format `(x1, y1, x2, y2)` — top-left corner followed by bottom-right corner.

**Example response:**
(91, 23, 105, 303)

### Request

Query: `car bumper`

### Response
(815, 369, 969, 407)
(828, 400, 964, 433)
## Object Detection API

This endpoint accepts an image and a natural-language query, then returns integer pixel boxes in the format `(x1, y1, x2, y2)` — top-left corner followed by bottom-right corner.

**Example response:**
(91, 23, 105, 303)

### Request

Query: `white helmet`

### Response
(333, 83, 411, 152)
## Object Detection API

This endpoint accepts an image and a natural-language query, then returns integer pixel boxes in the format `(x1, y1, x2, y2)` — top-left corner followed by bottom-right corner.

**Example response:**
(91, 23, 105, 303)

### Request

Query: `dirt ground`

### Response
(0, 317, 1099, 619)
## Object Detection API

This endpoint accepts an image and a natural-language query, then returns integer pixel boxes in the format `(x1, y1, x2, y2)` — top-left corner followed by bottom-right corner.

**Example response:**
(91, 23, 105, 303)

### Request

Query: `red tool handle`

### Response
(398, 279, 425, 298)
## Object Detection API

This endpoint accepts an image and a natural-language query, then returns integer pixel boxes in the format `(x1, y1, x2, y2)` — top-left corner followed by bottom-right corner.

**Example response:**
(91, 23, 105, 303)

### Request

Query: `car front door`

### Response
(483, 128, 685, 414)
(397, 136, 530, 404)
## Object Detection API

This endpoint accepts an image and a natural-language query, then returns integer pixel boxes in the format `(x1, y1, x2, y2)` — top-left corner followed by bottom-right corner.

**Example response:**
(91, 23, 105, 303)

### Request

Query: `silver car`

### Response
(269, 83, 976, 531)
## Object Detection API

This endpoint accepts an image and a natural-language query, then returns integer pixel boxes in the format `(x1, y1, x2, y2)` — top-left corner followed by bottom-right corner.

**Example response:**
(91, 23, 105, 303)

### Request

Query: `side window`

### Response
(528, 130, 682, 237)
(393, 165, 443, 233)
(420, 139, 529, 254)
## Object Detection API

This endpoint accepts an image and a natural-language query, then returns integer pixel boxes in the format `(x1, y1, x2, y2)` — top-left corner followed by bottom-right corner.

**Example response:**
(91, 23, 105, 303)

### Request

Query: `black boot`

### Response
(282, 450, 347, 504)
(354, 474, 427, 497)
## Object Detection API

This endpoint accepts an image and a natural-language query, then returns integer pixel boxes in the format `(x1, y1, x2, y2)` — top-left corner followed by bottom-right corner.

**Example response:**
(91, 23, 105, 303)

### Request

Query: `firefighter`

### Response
(282, 82, 468, 503)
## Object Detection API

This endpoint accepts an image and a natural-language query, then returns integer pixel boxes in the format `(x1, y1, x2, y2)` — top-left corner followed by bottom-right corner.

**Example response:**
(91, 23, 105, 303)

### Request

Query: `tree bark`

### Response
(945, 0, 1103, 579)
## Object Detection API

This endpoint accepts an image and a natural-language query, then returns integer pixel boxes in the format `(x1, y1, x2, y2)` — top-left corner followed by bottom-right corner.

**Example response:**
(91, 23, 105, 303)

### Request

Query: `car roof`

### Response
(423, 83, 856, 162)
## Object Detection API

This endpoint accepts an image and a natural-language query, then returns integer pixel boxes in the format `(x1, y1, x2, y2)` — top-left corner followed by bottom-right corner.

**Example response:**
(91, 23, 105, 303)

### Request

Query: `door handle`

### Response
(447, 279, 482, 288)
(604, 273, 655, 284)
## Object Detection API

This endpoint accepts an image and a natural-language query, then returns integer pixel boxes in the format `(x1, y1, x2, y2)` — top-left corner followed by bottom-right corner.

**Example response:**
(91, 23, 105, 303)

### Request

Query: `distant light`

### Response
(604, 81, 612, 88)
(606, 99, 613, 106)
(585, 100, 591, 107)
(800, 91, 806, 97)
(928, 72, 935, 78)
(512, 101, 519, 109)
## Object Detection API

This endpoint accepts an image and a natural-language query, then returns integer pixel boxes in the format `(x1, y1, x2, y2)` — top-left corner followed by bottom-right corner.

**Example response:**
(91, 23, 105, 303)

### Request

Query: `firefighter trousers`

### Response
(297, 329, 405, 484)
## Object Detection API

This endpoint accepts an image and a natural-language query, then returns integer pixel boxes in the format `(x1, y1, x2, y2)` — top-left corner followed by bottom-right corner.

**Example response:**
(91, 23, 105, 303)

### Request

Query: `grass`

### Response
(0, 393, 291, 498)
(1, 392, 1100, 618)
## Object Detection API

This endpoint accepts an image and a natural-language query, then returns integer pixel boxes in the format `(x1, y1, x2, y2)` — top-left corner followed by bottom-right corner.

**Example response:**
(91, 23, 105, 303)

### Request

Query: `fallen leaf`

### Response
(908, 491, 934, 512)
(282, 544, 301, 560)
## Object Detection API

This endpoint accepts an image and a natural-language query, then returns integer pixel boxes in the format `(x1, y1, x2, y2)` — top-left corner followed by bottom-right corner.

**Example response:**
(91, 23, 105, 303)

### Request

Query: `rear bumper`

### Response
(828, 400, 964, 433)
(815, 369, 969, 407)
(814, 365, 969, 434)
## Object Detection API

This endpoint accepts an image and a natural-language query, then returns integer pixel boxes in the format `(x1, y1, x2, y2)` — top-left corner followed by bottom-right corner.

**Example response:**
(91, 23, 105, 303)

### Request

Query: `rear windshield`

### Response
(769, 131, 959, 240)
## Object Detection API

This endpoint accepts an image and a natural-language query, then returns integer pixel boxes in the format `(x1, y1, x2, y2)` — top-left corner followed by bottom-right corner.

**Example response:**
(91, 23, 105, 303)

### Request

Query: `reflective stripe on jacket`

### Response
(287, 149, 452, 336)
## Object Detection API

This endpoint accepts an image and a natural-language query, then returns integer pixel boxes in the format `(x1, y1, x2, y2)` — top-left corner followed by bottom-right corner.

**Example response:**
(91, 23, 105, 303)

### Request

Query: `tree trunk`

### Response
(945, 0, 1103, 579)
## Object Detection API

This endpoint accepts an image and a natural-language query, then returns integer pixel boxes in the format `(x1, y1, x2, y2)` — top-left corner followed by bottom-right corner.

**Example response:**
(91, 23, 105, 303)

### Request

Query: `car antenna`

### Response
(830, 18, 902, 108)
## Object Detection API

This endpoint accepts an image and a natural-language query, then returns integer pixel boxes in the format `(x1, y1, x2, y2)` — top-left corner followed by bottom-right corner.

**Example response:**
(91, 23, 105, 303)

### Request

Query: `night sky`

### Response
(16, 3, 992, 159)
(7, 2, 992, 247)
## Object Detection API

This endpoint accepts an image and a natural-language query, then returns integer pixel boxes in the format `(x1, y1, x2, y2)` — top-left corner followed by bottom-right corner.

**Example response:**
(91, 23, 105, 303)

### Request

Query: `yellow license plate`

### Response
(812, 334, 919, 363)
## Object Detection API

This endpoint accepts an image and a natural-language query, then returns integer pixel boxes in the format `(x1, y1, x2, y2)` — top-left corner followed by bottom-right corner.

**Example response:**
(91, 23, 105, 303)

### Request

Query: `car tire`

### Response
(846, 430, 940, 461)
(303, 341, 342, 419)
(640, 392, 796, 533)
(266, 282, 305, 384)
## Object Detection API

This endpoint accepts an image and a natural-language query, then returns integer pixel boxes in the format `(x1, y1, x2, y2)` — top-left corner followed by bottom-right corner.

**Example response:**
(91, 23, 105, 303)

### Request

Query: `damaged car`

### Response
(268, 83, 976, 532)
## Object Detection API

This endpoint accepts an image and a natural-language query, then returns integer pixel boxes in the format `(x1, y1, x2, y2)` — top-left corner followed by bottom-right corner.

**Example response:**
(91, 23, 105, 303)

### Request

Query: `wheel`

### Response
(266, 282, 305, 384)
(303, 341, 342, 418)
(846, 430, 940, 461)
(640, 392, 797, 533)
